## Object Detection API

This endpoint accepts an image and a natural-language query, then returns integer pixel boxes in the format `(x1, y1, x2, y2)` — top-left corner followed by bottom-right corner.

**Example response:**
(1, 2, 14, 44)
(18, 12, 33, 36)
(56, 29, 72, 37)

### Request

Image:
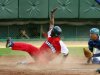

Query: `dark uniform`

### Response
(88, 28, 100, 64)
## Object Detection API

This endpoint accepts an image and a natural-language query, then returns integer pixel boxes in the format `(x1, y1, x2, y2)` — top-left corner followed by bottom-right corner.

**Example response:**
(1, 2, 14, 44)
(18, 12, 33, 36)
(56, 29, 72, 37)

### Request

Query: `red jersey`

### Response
(40, 37, 61, 54)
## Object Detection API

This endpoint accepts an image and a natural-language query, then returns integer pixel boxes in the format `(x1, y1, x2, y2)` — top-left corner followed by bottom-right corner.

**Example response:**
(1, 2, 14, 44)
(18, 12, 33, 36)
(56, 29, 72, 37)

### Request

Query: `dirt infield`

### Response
(0, 55, 100, 75)
(0, 41, 99, 75)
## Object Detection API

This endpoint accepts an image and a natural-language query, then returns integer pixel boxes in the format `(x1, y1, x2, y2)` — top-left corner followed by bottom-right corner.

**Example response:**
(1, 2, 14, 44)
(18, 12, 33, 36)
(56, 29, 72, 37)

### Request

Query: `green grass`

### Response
(68, 47, 84, 57)
(0, 48, 27, 56)
(0, 47, 85, 56)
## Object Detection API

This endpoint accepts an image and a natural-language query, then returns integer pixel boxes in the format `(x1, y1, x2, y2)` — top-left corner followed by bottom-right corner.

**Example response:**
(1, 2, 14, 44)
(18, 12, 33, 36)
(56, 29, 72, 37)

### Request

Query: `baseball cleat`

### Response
(17, 61, 34, 65)
(96, 68, 100, 73)
(17, 61, 28, 65)
(6, 37, 13, 48)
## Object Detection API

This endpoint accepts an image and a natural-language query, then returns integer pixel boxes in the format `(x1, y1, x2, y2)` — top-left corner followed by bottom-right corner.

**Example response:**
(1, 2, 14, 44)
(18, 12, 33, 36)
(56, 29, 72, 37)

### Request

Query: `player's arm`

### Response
(87, 48, 93, 63)
(48, 8, 58, 37)
(49, 8, 57, 30)
(88, 40, 94, 52)
(60, 41, 69, 56)
(83, 48, 93, 64)
(59, 41, 69, 63)
(83, 41, 94, 64)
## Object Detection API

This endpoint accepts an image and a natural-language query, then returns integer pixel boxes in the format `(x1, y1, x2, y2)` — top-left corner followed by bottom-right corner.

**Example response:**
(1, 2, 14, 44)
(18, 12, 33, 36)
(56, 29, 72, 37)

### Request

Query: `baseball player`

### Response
(84, 28, 100, 64)
(6, 8, 69, 64)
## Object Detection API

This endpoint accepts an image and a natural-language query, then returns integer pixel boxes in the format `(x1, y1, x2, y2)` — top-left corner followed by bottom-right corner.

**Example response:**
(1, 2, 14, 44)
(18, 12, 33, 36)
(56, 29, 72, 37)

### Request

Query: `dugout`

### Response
(0, 20, 100, 41)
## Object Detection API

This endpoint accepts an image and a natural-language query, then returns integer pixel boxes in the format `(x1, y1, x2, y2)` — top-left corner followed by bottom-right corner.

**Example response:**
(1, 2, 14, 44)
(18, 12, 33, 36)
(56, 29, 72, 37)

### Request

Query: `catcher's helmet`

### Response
(90, 28, 99, 36)
(51, 26, 62, 37)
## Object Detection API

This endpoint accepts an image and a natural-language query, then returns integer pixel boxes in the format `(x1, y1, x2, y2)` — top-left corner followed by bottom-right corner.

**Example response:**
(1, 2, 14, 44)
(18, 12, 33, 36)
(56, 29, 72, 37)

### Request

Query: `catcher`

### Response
(6, 8, 69, 64)
(83, 28, 100, 64)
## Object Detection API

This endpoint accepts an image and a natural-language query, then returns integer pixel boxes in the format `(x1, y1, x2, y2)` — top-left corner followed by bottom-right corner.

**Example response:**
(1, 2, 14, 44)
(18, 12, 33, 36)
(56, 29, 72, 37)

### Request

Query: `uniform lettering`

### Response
(45, 41, 56, 53)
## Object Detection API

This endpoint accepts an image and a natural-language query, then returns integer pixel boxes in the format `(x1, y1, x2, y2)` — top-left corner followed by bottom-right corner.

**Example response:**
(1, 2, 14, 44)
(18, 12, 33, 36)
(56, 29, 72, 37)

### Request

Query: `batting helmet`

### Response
(51, 26, 62, 37)
(90, 28, 99, 36)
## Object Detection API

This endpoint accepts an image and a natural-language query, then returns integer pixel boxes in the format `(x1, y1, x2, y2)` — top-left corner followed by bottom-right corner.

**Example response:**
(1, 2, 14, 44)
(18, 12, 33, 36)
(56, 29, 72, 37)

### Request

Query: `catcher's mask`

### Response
(50, 26, 62, 37)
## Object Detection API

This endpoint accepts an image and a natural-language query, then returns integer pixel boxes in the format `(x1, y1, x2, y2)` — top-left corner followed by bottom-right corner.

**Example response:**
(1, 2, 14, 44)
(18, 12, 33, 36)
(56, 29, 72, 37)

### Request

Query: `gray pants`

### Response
(92, 57, 100, 64)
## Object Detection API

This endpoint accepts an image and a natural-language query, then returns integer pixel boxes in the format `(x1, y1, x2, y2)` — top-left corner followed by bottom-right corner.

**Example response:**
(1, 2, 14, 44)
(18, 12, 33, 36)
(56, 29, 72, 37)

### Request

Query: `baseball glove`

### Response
(83, 48, 93, 59)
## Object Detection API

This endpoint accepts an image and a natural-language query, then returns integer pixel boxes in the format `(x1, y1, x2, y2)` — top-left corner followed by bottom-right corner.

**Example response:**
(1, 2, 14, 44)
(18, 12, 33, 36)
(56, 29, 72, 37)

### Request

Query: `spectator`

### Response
(19, 29, 30, 39)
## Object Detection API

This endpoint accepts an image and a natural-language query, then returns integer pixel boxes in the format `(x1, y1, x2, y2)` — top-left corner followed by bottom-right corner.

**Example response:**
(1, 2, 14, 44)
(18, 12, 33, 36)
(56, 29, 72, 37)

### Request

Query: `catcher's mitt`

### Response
(83, 48, 93, 59)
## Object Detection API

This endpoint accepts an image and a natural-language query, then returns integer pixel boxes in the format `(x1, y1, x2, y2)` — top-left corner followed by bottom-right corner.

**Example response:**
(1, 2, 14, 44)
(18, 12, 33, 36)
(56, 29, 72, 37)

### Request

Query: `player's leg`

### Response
(6, 38, 40, 57)
(92, 48, 100, 64)
(6, 38, 49, 64)
(92, 57, 100, 64)
(13, 42, 40, 57)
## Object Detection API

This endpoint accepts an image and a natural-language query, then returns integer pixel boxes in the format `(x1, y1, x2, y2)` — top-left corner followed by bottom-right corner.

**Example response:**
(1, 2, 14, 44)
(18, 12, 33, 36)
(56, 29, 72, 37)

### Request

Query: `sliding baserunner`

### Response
(6, 8, 69, 64)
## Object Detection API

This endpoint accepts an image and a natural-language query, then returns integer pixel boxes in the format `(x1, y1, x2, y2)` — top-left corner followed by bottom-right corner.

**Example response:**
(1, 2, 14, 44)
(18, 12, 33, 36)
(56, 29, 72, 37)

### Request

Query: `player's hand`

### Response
(51, 7, 58, 14)
(83, 48, 93, 59)
(63, 53, 69, 58)
(83, 48, 93, 64)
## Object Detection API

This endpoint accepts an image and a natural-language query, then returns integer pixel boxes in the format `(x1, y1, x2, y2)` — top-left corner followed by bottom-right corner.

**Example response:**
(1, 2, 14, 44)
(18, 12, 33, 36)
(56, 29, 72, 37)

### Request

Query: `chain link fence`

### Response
(0, 22, 100, 41)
